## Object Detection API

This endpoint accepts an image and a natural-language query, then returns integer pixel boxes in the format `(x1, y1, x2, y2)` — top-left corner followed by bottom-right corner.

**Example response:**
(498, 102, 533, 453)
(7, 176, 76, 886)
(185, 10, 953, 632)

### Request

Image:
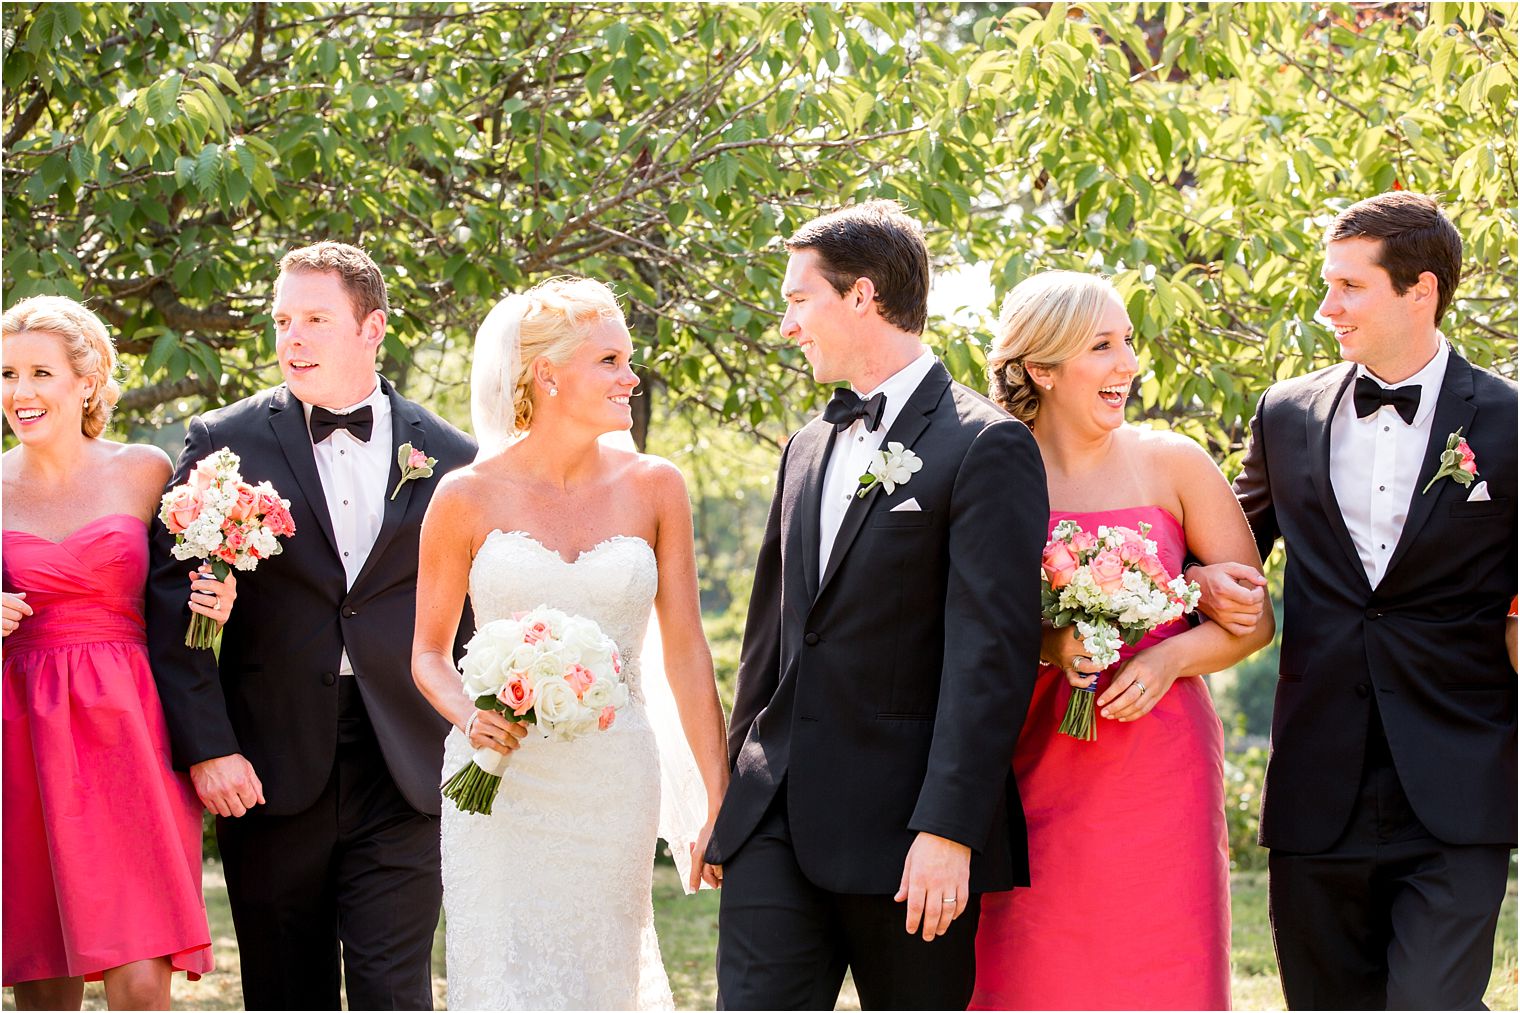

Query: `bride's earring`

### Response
(548, 386, 559, 398)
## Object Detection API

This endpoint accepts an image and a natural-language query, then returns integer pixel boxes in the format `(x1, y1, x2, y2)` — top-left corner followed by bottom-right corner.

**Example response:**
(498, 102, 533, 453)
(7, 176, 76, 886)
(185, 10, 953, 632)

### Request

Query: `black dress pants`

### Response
(717, 784, 981, 1011)
(1269, 709, 1511, 1010)
(217, 678, 442, 1010)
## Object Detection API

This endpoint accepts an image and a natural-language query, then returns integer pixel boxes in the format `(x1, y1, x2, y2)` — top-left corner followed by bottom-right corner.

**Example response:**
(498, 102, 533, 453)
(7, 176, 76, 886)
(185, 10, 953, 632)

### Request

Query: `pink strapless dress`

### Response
(972, 506, 1230, 1011)
(2, 514, 212, 985)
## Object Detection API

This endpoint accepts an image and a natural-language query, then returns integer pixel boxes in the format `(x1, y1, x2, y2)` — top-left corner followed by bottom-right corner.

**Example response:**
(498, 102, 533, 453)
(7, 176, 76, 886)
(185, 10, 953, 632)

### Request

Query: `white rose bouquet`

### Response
(159, 448, 297, 648)
(1040, 519, 1201, 741)
(443, 606, 630, 815)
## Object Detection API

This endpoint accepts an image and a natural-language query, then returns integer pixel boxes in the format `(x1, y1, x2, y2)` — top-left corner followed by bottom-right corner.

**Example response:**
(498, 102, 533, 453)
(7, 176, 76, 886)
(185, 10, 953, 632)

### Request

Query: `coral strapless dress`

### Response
(972, 506, 1230, 1010)
(2, 514, 211, 985)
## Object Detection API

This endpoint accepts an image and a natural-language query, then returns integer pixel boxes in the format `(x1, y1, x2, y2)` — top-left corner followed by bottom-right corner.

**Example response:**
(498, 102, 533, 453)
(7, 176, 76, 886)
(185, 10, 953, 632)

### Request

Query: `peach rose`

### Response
(1042, 540, 1080, 589)
(1089, 549, 1126, 594)
(163, 485, 203, 534)
(190, 458, 219, 491)
(228, 482, 258, 522)
(564, 664, 595, 700)
(523, 621, 551, 646)
(1138, 552, 1170, 586)
(264, 504, 297, 538)
(496, 672, 536, 716)
(223, 523, 248, 551)
(1068, 529, 1098, 555)
(598, 705, 617, 731)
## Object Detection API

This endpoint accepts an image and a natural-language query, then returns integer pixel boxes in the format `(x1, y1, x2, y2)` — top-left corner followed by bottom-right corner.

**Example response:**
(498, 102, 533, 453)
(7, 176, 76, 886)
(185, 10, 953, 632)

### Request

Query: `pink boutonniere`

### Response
(390, 442, 437, 500)
(1421, 427, 1478, 494)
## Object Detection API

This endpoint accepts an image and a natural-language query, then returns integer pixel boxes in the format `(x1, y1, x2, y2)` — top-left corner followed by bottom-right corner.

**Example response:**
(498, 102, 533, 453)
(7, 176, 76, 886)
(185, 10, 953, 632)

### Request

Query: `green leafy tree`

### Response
(3, 2, 1514, 462)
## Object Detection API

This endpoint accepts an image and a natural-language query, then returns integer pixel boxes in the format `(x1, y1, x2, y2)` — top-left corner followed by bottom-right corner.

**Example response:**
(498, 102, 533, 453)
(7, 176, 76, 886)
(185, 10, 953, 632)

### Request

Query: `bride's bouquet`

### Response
(159, 448, 297, 649)
(443, 606, 630, 815)
(1040, 519, 1200, 741)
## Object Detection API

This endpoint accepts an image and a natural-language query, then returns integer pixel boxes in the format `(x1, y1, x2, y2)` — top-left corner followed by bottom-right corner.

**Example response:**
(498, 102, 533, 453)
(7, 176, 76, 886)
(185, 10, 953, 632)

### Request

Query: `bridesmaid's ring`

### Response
(1134, 680, 1147, 694)
(942, 895, 956, 903)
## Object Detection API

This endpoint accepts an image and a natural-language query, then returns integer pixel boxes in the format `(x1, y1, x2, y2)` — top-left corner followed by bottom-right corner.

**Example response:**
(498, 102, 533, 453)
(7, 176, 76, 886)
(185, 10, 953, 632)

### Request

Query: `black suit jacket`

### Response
(706, 362, 1048, 893)
(1237, 350, 1517, 852)
(147, 378, 476, 816)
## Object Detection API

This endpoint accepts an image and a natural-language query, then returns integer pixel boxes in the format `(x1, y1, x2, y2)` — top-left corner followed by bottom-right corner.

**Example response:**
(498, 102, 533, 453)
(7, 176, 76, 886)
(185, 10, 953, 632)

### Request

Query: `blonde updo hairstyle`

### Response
(510, 277, 625, 432)
(1, 295, 121, 438)
(986, 271, 1121, 426)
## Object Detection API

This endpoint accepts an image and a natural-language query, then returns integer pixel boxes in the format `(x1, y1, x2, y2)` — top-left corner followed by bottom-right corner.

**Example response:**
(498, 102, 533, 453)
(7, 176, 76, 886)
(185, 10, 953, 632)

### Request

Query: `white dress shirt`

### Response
(303, 377, 392, 674)
(818, 349, 938, 574)
(1329, 339, 1449, 589)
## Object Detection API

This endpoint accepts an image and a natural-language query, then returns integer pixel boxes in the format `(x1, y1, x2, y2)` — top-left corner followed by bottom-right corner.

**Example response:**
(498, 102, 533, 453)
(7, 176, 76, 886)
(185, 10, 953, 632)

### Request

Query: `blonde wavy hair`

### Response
(1, 295, 121, 438)
(986, 271, 1121, 425)
(470, 277, 626, 449)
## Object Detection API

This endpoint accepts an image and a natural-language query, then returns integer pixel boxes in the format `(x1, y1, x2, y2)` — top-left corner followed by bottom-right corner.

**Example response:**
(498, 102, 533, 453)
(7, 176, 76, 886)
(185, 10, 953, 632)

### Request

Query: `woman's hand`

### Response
(1, 591, 33, 637)
(467, 709, 529, 756)
(1187, 561, 1267, 636)
(1041, 623, 1105, 690)
(1097, 648, 1179, 722)
(688, 818, 722, 891)
(187, 565, 237, 627)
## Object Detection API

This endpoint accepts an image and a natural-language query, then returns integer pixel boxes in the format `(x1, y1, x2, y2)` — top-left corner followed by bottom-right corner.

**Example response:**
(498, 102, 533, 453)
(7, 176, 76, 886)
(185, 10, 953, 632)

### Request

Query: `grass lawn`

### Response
(7, 862, 1514, 1010)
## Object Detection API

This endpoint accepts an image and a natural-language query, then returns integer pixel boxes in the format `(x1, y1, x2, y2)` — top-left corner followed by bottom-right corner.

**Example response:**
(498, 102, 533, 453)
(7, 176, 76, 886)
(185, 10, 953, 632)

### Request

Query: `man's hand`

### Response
(893, 832, 970, 941)
(2, 591, 33, 637)
(190, 753, 265, 817)
(1190, 561, 1267, 636)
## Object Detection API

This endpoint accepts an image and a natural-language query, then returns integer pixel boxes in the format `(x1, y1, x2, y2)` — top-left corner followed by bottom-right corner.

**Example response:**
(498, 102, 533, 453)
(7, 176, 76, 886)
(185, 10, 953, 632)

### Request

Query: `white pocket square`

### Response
(1467, 480, 1491, 502)
(889, 497, 922, 513)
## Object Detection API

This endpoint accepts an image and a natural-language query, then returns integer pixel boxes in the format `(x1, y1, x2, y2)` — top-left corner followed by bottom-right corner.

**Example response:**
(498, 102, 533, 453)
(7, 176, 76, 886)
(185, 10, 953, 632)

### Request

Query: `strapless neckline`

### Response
(480, 528, 654, 567)
(3, 512, 147, 546)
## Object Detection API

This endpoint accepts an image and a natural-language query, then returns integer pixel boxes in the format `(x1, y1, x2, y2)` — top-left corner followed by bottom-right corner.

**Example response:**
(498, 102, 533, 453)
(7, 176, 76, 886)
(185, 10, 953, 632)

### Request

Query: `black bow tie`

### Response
(1353, 375, 1420, 425)
(309, 404, 374, 443)
(823, 388, 887, 433)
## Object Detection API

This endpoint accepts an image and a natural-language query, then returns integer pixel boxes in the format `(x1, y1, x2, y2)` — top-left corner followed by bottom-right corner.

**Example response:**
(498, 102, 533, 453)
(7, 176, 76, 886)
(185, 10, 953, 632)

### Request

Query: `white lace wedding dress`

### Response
(440, 529, 674, 1010)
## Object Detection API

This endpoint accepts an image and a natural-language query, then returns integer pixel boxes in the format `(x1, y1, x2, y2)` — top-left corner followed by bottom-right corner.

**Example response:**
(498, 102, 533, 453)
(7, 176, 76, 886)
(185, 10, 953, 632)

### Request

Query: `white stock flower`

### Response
(1075, 619, 1123, 668)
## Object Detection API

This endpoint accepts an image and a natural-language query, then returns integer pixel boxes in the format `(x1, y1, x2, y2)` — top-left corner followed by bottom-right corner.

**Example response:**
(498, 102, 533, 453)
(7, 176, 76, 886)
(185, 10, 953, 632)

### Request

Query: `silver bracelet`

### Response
(464, 712, 479, 738)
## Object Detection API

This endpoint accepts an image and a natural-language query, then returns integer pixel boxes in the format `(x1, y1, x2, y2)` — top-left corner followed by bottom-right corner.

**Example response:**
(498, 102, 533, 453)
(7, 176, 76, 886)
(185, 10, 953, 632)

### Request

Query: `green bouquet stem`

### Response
(1058, 683, 1098, 742)
(184, 611, 221, 649)
(443, 762, 503, 815)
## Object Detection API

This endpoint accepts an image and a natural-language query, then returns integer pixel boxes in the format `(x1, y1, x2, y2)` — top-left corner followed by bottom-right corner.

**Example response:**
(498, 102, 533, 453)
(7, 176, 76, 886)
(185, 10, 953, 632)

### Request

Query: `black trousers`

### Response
(217, 678, 442, 1010)
(1269, 711, 1511, 1010)
(716, 784, 981, 1011)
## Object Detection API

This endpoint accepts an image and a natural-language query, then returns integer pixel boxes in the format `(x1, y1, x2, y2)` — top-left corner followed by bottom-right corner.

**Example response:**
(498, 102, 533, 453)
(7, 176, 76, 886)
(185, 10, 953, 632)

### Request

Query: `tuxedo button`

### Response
(1355, 683, 1370, 698)
(322, 672, 336, 686)
(1365, 608, 1381, 620)
(804, 632, 820, 645)
(343, 608, 358, 618)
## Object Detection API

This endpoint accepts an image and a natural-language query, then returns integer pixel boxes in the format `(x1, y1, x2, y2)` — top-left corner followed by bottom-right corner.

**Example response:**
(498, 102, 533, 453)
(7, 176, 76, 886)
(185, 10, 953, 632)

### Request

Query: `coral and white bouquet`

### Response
(1040, 519, 1200, 741)
(159, 448, 297, 649)
(443, 606, 630, 815)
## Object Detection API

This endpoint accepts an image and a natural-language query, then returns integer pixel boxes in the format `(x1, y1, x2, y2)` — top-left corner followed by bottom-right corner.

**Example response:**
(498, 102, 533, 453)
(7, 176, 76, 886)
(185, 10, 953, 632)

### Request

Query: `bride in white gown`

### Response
(411, 278, 729, 1010)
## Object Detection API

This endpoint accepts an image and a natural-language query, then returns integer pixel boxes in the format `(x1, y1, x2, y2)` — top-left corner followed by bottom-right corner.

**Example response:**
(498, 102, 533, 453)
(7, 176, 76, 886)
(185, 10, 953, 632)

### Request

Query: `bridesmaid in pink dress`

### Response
(972, 272, 1275, 1010)
(2, 297, 237, 1011)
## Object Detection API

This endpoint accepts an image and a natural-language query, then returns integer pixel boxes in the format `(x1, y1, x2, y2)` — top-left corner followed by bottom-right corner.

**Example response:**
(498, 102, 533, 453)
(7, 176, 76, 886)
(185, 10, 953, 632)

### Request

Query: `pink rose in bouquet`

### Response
(159, 448, 296, 648)
(1042, 541, 1080, 589)
(1089, 549, 1126, 594)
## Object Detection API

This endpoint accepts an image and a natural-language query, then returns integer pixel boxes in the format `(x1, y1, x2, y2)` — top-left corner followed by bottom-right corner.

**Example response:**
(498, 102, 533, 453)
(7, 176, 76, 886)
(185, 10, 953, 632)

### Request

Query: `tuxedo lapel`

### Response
(351, 379, 426, 591)
(268, 386, 341, 559)
(792, 424, 834, 601)
(1382, 352, 1477, 580)
(815, 364, 949, 601)
(1304, 365, 1371, 591)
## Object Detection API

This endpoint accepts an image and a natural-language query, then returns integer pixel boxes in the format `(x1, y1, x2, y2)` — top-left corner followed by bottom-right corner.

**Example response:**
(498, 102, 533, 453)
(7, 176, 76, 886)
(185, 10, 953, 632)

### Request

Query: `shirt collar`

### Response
(300, 376, 387, 424)
(1356, 337, 1448, 428)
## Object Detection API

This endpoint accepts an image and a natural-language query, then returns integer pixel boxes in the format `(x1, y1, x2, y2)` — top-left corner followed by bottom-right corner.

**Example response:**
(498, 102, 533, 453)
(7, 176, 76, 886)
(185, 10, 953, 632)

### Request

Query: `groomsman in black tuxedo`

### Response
(1199, 192, 1516, 1009)
(147, 243, 475, 1008)
(706, 201, 1047, 1009)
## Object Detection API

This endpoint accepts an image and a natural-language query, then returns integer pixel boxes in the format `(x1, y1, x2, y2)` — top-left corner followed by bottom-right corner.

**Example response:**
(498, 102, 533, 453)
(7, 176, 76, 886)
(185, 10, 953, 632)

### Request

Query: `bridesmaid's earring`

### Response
(548, 386, 559, 398)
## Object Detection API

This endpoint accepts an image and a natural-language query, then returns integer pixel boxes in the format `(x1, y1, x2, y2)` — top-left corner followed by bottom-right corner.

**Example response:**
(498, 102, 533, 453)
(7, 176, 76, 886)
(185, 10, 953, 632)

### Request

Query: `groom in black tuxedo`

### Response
(147, 243, 475, 1009)
(706, 202, 1047, 1010)
(1202, 192, 1516, 1009)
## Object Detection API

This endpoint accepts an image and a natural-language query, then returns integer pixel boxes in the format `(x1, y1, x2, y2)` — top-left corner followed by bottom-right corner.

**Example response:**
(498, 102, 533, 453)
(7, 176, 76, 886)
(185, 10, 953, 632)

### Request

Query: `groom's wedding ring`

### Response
(942, 895, 956, 902)
(1134, 680, 1147, 694)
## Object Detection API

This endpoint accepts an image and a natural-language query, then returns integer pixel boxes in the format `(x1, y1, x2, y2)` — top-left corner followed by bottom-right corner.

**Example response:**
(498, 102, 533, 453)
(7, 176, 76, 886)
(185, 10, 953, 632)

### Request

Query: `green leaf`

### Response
(144, 331, 179, 376)
(194, 143, 222, 195)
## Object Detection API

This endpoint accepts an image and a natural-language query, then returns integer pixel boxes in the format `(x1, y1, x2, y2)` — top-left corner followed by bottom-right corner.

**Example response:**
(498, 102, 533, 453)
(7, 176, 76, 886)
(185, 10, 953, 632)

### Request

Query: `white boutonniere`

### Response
(390, 442, 437, 500)
(856, 442, 922, 498)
